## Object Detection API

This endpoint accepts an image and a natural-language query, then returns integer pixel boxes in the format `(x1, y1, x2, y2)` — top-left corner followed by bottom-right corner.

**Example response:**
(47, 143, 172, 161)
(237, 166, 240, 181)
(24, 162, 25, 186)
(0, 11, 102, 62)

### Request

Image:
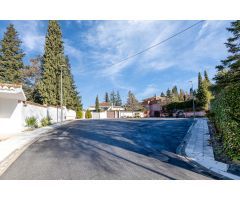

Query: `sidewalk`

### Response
(0, 121, 73, 176)
(184, 118, 240, 180)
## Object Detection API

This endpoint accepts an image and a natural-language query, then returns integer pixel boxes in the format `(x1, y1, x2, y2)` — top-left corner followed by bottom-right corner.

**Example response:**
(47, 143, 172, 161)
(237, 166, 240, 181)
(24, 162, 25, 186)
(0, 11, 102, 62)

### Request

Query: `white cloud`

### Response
(138, 84, 158, 99)
(12, 20, 45, 53)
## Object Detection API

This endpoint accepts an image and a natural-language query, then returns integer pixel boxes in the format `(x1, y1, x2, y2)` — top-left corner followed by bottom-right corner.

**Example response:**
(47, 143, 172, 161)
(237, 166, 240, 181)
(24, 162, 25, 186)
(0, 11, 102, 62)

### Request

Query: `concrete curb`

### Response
(0, 120, 74, 177)
(177, 118, 240, 180)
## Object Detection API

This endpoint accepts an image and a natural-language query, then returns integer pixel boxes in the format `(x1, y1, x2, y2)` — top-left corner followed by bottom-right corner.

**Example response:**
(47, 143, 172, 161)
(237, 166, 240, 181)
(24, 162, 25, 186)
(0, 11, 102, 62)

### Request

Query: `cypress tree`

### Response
(204, 70, 210, 84)
(0, 24, 25, 83)
(95, 95, 100, 112)
(105, 92, 109, 102)
(198, 72, 202, 89)
(196, 72, 208, 109)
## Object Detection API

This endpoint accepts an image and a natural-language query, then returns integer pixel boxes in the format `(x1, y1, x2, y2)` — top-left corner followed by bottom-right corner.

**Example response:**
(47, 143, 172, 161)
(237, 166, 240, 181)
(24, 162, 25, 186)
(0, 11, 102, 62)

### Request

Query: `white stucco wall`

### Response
(119, 111, 144, 118)
(0, 100, 76, 134)
(91, 111, 107, 119)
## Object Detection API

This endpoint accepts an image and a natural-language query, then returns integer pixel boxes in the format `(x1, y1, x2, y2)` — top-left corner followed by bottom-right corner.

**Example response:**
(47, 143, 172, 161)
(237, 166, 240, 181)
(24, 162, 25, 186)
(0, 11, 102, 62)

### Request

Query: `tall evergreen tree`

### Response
(0, 24, 25, 83)
(105, 92, 109, 102)
(36, 20, 81, 110)
(204, 70, 210, 83)
(115, 91, 122, 106)
(95, 95, 100, 112)
(171, 85, 179, 102)
(198, 72, 202, 89)
(196, 72, 208, 109)
(110, 90, 116, 106)
(166, 88, 172, 101)
(37, 20, 65, 105)
(160, 92, 165, 97)
(214, 20, 240, 89)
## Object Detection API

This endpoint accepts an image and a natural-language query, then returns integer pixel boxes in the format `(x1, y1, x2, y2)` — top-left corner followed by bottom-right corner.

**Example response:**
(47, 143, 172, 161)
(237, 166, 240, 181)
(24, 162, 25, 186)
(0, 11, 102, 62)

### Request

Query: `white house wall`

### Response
(0, 99, 23, 134)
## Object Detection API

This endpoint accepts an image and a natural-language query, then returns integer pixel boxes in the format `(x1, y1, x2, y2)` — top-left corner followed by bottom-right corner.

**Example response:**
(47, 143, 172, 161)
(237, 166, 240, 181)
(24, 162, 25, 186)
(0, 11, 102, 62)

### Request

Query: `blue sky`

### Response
(0, 20, 231, 108)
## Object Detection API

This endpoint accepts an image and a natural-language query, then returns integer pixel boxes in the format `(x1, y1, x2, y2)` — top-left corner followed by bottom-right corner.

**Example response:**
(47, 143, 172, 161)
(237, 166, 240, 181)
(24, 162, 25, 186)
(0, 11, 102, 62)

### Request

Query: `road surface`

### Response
(0, 119, 217, 179)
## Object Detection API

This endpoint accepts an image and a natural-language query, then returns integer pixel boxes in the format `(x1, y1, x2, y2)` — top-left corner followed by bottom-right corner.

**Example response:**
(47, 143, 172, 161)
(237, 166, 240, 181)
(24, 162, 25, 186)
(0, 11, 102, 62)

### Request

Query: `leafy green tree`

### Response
(105, 92, 109, 102)
(115, 91, 122, 106)
(85, 110, 92, 119)
(95, 95, 100, 112)
(0, 24, 25, 83)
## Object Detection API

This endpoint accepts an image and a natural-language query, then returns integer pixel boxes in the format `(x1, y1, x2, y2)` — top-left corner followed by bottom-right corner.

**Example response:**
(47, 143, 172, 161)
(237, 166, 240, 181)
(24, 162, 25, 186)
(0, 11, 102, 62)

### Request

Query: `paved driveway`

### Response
(0, 119, 216, 179)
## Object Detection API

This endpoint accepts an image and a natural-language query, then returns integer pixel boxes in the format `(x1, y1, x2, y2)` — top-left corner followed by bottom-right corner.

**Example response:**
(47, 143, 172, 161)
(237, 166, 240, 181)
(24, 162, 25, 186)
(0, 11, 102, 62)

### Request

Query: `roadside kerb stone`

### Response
(179, 118, 240, 180)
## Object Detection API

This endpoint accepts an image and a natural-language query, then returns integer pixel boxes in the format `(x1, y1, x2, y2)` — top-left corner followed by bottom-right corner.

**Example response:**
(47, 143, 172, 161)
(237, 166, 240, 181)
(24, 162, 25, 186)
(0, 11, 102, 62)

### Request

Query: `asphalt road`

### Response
(0, 119, 216, 180)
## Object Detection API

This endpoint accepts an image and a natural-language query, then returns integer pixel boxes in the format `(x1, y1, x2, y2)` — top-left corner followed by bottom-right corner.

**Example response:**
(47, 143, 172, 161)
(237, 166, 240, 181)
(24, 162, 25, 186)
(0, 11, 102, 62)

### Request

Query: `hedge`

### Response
(211, 84, 240, 160)
(164, 99, 202, 112)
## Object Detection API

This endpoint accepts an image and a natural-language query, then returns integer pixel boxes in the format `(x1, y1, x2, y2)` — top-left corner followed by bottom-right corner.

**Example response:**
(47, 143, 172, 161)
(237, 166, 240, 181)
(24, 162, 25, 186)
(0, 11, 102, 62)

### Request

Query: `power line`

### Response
(107, 20, 205, 68)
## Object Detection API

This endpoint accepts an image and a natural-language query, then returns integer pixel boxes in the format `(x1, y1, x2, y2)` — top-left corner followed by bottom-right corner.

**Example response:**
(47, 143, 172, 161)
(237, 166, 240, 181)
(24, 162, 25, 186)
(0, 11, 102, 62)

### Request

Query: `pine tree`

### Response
(214, 20, 240, 89)
(160, 92, 165, 97)
(166, 88, 172, 102)
(0, 24, 25, 83)
(110, 90, 116, 106)
(105, 92, 109, 102)
(115, 91, 122, 106)
(37, 21, 65, 105)
(126, 91, 142, 111)
(36, 20, 81, 110)
(95, 95, 100, 112)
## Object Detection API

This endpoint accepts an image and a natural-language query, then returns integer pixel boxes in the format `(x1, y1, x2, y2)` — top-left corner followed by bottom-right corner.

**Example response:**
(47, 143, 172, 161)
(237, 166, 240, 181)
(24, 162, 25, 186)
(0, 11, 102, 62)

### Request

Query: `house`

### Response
(142, 96, 169, 117)
(88, 102, 125, 112)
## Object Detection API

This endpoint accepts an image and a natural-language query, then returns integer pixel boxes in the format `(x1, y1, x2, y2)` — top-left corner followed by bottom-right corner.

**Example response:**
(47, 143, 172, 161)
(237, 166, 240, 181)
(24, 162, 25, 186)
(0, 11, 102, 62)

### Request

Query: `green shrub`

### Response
(164, 100, 202, 112)
(25, 116, 38, 128)
(41, 116, 52, 127)
(85, 110, 92, 119)
(76, 110, 83, 119)
(211, 84, 240, 160)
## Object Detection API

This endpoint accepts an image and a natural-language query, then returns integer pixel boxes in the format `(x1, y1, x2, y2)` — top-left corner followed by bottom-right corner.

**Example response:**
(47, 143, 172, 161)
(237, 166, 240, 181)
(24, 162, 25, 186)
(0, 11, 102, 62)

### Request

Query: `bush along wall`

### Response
(211, 84, 240, 161)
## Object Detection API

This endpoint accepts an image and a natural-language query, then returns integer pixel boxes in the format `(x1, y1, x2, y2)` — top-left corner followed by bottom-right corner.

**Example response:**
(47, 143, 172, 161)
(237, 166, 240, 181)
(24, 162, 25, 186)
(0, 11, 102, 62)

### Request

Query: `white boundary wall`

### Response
(0, 101, 76, 134)
(91, 111, 107, 119)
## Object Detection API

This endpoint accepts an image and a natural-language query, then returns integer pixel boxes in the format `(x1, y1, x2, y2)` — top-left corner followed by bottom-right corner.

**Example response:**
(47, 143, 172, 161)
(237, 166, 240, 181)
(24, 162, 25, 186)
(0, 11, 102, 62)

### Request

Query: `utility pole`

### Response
(60, 64, 63, 123)
(189, 81, 195, 119)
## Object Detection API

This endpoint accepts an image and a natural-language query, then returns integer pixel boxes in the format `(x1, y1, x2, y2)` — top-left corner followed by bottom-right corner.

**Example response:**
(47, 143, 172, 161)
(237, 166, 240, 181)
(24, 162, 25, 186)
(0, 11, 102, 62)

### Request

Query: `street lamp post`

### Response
(60, 64, 63, 123)
(189, 81, 196, 119)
